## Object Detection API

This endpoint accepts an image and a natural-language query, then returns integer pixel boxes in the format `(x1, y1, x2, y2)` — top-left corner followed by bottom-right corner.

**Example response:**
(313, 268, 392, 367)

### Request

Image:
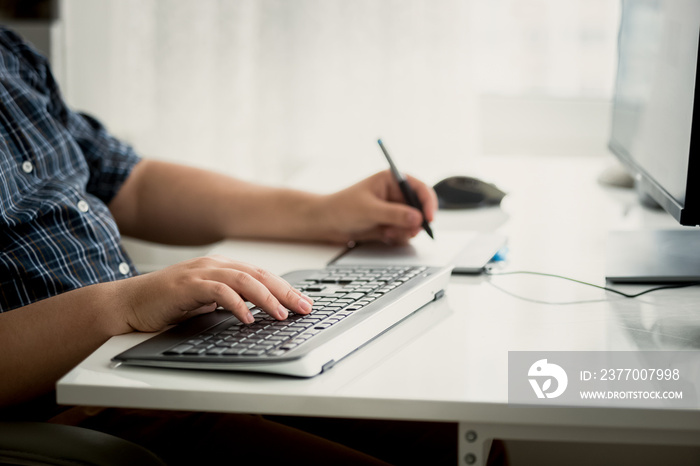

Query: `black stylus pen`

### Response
(377, 139, 434, 239)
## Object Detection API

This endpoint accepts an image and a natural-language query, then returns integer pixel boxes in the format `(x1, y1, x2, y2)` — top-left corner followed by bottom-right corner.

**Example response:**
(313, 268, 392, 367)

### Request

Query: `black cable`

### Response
(483, 269, 700, 299)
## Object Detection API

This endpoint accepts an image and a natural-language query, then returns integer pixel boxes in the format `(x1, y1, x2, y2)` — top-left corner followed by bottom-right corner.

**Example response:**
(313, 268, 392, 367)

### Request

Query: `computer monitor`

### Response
(606, 0, 700, 283)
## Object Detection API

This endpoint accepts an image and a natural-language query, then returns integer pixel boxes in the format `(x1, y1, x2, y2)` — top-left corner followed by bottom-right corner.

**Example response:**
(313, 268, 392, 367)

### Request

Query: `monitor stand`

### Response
(606, 229, 700, 283)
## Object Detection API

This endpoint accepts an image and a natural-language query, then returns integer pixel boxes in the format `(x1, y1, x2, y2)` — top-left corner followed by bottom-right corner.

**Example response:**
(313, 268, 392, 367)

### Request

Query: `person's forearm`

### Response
(0, 282, 126, 407)
(109, 160, 335, 245)
(0, 255, 315, 408)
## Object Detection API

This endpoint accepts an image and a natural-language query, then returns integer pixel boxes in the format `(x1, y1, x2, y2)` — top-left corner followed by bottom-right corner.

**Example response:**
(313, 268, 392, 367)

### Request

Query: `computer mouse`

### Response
(433, 176, 506, 209)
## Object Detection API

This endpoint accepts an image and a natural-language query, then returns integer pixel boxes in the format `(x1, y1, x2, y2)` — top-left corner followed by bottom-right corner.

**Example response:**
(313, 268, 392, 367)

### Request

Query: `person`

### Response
(0, 26, 463, 465)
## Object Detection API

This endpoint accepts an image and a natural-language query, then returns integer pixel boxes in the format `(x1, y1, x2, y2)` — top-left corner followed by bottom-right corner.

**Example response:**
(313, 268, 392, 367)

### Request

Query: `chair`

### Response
(0, 421, 166, 466)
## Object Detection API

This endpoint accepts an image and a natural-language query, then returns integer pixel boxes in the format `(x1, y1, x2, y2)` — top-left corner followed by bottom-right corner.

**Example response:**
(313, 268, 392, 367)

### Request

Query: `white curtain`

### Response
(60, 0, 477, 187)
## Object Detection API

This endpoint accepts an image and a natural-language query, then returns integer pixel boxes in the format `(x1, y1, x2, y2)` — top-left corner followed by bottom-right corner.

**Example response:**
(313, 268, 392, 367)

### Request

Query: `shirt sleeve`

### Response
(63, 110, 142, 205)
(3, 27, 142, 205)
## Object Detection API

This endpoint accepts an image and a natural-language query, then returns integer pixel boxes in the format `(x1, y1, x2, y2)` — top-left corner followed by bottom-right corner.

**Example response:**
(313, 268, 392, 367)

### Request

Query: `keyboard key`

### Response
(267, 335, 288, 342)
(164, 344, 193, 355)
(290, 322, 312, 328)
(304, 285, 326, 292)
(321, 306, 343, 312)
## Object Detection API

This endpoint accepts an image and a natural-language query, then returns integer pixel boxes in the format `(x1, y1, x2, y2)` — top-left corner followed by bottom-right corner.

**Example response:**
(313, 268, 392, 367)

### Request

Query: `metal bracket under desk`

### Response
(457, 422, 700, 466)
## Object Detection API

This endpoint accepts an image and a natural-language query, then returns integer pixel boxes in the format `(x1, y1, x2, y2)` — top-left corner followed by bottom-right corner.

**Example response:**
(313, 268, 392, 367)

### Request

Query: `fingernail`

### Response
(298, 298, 312, 313)
(301, 293, 313, 304)
(245, 312, 255, 324)
(278, 305, 288, 320)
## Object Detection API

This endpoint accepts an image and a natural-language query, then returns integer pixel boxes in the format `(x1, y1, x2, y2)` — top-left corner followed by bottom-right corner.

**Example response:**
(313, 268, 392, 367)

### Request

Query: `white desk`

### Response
(57, 155, 700, 465)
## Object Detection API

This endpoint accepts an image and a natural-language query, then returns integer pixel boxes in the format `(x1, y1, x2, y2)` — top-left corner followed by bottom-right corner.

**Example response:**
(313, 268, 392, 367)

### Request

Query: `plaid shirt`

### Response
(0, 27, 140, 311)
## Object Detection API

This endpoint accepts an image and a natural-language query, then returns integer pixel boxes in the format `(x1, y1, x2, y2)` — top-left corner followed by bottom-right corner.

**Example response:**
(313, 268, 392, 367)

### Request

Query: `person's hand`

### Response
(319, 170, 438, 245)
(112, 256, 313, 333)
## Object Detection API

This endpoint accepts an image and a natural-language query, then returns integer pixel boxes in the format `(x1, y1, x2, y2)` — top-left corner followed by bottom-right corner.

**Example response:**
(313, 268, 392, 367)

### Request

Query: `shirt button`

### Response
(118, 262, 130, 275)
(77, 200, 90, 213)
(22, 161, 33, 173)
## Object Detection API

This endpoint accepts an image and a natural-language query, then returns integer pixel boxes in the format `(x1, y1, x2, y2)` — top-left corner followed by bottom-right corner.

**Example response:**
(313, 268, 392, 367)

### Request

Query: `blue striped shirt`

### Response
(0, 27, 140, 311)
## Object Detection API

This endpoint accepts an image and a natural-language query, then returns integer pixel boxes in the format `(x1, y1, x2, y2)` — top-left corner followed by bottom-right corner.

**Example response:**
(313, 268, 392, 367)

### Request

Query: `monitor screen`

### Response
(608, 0, 700, 226)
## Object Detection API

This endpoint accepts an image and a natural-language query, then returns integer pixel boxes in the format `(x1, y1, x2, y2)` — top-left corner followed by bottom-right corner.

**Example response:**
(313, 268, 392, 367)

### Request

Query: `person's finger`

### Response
(193, 278, 255, 323)
(240, 265, 314, 315)
(201, 268, 291, 320)
(204, 257, 313, 310)
(346, 225, 386, 243)
(190, 303, 219, 316)
(368, 171, 435, 227)
(204, 266, 313, 319)
(165, 302, 219, 324)
(405, 174, 438, 222)
(382, 226, 421, 245)
(366, 197, 424, 230)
